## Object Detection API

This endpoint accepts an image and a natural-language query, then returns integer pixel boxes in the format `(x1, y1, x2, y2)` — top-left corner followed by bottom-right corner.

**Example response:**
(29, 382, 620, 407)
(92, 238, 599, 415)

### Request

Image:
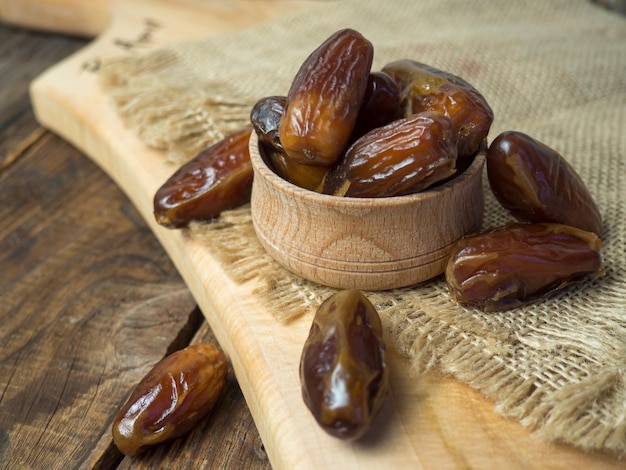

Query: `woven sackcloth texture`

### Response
(99, 0, 626, 455)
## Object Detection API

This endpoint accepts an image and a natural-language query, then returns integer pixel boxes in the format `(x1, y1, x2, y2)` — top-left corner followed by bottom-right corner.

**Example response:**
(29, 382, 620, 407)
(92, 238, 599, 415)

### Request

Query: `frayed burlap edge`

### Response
(185, 198, 626, 456)
(99, 49, 255, 165)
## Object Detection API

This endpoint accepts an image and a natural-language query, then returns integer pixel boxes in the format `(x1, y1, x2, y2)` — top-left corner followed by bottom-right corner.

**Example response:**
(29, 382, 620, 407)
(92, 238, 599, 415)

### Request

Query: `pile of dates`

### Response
(252, 27, 604, 312)
(152, 27, 497, 230)
(251, 28, 494, 196)
(152, 25, 605, 320)
(147, 27, 606, 445)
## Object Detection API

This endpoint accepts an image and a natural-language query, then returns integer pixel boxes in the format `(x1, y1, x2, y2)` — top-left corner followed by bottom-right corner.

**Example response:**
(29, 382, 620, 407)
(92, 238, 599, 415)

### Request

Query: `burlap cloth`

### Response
(99, 0, 626, 456)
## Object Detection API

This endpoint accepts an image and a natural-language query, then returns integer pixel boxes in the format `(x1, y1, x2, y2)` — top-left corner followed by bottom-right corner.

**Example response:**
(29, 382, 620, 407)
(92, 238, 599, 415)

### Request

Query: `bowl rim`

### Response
(249, 131, 486, 209)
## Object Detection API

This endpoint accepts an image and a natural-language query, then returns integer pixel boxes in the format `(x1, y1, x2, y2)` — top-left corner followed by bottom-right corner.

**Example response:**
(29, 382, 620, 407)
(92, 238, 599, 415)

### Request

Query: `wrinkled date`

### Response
(299, 289, 389, 440)
(487, 131, 602, 236)
(112, 343, 228, 456)
(445, 223, 603, 312)
(322, 111, 458, 197)
(382, 59, 493, 160)
(279, 28, 374, 166)
(251, 95, 328, 191)
(153, 127, 253, 228)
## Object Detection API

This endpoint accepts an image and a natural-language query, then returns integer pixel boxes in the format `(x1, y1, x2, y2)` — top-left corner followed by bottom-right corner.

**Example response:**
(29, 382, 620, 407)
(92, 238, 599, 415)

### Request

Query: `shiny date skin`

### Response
(322, 111, 458, 197)
(351, 71, 402, 139)
(487, 131, 602, 236)
(112, 343, 228, 456)
(299, 289, 388, 440)
(445, 223, 603, 312)
(251, 95, 328, 191)
(279, 28, 374, 166)
(250, 95, 287, 151)
(259, 141, 328, 191)
(153, 127, 253, 228)
(382, 59, 493, 160)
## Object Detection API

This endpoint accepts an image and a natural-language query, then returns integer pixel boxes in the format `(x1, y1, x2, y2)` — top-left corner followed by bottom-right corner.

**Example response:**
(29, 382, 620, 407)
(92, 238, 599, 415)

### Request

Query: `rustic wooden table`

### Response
(0, 23, 270, 469)
(2, 2, 625, 469)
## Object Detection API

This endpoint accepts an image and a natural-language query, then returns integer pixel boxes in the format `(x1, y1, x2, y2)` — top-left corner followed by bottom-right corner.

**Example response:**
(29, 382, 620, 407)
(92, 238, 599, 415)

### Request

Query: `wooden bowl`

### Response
(249, 133, 485, 290)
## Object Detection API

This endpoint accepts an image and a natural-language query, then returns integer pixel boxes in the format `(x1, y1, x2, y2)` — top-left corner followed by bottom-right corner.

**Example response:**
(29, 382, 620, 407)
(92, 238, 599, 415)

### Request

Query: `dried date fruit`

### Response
(153, 127, 253, 228)
(382, 59, 493, 159)
(260, 142, 328, 191)
(487, 131, 602, 236)
(279, 28, 374, 166)
(351, 71, 402, 139)
(299, 289, 388, 440)
(322, 111, 457, 197)
(251, 95, 328, 191)
(445, 223, 603, 312)
(250, 95, 287, 150)
(112, 343, 228, 456)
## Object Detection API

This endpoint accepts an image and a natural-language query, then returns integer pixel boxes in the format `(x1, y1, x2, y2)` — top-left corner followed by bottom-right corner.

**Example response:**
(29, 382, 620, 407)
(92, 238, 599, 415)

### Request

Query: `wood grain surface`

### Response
(23, 1, 626, 469)
(0, 23, 270, 469)
(4, 1, 626, 468)
(249, 134, 486, 290)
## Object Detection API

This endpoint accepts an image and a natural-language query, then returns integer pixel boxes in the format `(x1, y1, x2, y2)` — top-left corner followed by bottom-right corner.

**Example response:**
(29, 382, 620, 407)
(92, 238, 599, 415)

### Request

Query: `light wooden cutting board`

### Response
(11, 0, 622, 468)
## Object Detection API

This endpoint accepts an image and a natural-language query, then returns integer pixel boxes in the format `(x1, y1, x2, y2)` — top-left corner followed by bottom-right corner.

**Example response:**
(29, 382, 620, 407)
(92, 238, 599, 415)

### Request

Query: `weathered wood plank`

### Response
(83, 309, 271, 470)
(0, 134, 269, 469)
(0, 133, 198, 467)
(0, 21, 270, 469)
(0, 24, 85, 170)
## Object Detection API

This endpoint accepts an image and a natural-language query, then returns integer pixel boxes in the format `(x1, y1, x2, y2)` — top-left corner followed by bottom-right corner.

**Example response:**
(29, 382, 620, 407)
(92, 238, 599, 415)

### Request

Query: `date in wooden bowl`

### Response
(249, 132, 486, 290)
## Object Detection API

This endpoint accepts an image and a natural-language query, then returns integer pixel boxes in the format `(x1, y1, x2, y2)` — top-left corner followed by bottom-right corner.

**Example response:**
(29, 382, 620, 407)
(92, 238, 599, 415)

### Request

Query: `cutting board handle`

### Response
(0, 0, 110, 37)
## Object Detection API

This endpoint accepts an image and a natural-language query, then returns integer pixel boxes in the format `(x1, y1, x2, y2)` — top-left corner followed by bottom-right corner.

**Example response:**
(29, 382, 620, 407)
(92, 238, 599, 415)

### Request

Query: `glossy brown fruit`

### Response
(382, 59, 493, 159)
(153, 127, 253, 228)
(322, 111, 458, 197)
(299, 289, 388, 440)
(445, 223, 603, 312)
(112, 343, 228, 456)
(250, 95, 287, 150)
(486, 131, 602, 236)
(279, 28, 374, 166)
(251, 95, 328, 191)
(351, 71, 402, 139)
(259, 142, 328, 191)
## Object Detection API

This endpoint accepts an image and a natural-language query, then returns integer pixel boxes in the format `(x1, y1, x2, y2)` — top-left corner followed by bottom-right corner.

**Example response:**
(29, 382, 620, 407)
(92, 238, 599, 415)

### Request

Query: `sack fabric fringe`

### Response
(99, 50, 255, 165)
(98, 0, 626, 456)
(185, 192, 626, 455)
